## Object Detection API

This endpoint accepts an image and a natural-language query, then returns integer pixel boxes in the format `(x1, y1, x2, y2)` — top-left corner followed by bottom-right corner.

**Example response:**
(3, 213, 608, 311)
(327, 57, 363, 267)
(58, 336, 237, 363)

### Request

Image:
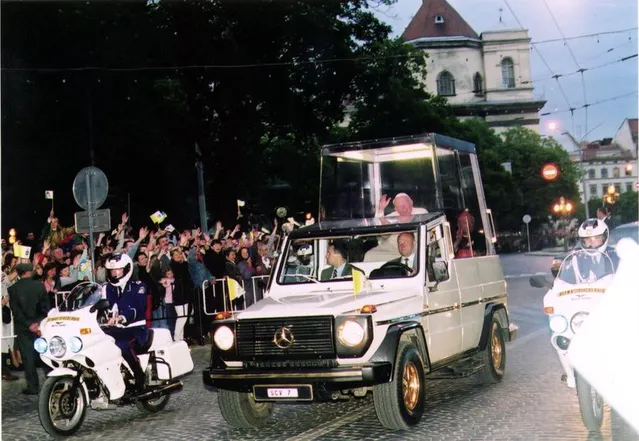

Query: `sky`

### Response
(371, 0, 638, 143)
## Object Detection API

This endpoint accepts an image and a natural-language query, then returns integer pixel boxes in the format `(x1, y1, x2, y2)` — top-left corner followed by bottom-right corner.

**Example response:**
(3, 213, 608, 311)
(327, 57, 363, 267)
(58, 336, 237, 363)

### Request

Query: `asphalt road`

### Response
(2, 254, 636, 440)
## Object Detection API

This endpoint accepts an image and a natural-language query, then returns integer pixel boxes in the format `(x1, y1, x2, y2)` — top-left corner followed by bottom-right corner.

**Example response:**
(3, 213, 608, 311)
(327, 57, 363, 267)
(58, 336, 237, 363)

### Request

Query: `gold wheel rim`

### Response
(402, 361, 420, 411)
(491, 324, 503, 371)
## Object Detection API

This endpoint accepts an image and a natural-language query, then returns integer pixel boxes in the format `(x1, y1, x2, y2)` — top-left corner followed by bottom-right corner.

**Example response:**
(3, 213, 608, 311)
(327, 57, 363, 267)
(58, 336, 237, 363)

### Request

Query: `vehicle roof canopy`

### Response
(288, 213, 441, 238)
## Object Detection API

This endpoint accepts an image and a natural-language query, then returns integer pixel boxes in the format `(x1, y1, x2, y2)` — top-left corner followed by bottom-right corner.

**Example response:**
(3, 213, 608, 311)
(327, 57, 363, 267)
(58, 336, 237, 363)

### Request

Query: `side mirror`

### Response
(89, 299, 110, 313)
(432, 261, 449, 283)
(529, 275, 552, 289)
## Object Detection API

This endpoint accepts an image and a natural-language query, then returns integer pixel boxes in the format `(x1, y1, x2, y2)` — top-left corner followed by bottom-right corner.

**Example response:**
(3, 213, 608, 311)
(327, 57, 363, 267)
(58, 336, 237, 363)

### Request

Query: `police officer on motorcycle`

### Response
(103, 253, 151, 392)
(569, 219, 619, 283)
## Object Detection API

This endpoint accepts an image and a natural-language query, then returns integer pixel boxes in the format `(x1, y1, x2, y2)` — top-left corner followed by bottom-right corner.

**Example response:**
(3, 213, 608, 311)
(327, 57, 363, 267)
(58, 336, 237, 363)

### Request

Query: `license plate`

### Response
(253, 384, 313, 401)
(267, 388, 298, 398)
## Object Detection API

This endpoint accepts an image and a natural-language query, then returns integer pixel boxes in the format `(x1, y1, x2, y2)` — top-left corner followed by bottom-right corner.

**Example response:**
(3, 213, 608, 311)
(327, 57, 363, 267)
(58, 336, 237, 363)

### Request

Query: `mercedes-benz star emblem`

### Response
(273, 327, 295, 349)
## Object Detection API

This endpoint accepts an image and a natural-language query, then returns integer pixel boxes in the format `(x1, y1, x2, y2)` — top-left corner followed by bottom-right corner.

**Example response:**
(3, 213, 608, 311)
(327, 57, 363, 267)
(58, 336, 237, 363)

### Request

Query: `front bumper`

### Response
(203, 362, 392, 393)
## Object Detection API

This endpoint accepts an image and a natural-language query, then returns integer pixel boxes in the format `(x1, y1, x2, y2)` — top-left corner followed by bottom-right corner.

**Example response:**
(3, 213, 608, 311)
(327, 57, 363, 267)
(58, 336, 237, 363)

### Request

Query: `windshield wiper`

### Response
(281, 273, 321, 284)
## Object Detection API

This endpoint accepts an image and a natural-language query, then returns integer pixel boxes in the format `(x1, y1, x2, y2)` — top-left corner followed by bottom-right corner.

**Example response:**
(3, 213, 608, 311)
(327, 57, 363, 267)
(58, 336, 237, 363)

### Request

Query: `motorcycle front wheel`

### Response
(38, 376, 87, 437)
(576, 373, 604, 432)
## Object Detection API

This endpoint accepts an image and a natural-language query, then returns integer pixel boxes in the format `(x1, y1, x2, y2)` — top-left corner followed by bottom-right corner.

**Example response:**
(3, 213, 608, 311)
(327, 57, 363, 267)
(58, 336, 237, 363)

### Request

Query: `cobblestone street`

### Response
(2, 256, 637, 440)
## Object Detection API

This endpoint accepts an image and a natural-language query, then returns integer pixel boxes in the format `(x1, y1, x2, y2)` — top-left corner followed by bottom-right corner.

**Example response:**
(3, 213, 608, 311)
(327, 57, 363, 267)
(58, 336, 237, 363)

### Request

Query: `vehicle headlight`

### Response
(549, 315, 568, 333)
(49, 336, 67, 358)
(570, 312, 589, 333)
(34, 338, 48, 354)
(69, 336, 83, 353)
(337, 320, 365, 347)
(213, 326, 235, 351)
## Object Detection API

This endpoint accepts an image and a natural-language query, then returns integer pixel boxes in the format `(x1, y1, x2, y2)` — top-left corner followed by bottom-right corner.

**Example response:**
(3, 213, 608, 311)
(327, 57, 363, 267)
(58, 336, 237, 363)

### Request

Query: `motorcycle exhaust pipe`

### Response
(136, 380, 183, 401)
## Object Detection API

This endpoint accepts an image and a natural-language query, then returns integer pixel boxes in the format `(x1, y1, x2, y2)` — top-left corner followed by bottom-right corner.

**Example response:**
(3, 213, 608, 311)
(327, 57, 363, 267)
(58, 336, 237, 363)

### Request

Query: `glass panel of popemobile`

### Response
(319, 133, 496, 257)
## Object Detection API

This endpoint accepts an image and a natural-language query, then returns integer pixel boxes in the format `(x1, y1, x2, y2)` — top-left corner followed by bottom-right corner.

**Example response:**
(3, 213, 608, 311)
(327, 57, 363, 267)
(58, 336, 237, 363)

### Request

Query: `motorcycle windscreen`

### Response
(556, 250, 615, 284)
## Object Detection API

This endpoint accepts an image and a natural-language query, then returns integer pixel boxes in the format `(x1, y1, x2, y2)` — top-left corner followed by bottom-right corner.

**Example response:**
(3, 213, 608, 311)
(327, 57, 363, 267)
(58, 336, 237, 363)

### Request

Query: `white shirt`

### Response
(400, 253, 416, 269)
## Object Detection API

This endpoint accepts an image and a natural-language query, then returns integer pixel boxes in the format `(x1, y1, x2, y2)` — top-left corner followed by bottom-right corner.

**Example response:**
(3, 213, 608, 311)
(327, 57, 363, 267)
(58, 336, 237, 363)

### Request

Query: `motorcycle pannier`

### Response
(154, 341, 194, 380)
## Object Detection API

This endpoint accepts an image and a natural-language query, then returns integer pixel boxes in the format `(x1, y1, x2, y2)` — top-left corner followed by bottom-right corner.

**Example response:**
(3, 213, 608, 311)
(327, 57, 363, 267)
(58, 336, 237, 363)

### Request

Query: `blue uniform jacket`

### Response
(105, 280, 149, 324)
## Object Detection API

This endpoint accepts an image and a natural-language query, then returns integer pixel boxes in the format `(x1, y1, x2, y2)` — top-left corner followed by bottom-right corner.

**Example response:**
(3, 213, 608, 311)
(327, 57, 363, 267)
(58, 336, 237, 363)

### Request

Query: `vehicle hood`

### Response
(235, 288, 422, 321)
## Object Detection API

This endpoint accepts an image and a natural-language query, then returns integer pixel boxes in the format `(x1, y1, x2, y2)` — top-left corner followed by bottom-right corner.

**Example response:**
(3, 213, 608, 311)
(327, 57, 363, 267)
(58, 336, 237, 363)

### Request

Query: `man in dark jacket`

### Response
(9, 263, 50, 394)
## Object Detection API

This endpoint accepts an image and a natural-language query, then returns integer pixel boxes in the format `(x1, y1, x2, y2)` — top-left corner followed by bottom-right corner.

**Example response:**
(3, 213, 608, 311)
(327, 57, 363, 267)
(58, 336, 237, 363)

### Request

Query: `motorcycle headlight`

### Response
(570, 312, 589, 333)
(213, 326, 235, 351)
(49, 336, 67, 358)
(337, 320, 365, 347)
(549, 315, 568, 334)
(34, 338, 48, 354)
(69, 336, 83, 353)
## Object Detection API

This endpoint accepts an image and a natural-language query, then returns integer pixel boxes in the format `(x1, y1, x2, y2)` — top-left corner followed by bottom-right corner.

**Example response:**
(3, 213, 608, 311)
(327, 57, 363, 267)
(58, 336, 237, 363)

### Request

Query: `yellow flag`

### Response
(352, 268, 365, 295)
(227, 278, 244, 301)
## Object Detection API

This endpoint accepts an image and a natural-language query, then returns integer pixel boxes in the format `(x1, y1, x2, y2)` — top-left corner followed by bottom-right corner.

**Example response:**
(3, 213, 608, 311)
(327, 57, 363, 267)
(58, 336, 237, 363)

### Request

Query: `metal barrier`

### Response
(202, 275, 271, 315)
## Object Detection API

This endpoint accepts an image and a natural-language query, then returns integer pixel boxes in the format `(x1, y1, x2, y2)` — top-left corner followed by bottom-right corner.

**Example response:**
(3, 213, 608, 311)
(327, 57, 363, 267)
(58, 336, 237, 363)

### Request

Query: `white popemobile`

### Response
(203, 134, 519, 431)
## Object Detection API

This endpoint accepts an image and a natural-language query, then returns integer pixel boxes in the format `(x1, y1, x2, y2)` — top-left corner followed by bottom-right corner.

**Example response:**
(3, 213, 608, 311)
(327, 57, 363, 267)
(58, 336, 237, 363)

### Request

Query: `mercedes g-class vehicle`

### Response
(203, 134, 518, 431)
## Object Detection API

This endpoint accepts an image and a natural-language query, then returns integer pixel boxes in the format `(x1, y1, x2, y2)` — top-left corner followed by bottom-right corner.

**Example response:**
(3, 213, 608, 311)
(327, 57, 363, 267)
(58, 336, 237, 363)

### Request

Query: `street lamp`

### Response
(603, 184, 619, 205)
(552, 197, 573, 251)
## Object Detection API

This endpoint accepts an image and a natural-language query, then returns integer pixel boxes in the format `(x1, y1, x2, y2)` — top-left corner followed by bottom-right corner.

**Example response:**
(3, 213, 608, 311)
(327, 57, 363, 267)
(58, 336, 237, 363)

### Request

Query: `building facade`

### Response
(613, 118, 638, 154)
(402, 0, 546, 134)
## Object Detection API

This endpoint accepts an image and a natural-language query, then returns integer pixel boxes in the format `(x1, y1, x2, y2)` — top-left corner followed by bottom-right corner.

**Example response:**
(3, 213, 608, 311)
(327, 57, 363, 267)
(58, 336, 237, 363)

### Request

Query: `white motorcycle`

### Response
(34, 282, 194, 437)
(530, 249, 615, 432)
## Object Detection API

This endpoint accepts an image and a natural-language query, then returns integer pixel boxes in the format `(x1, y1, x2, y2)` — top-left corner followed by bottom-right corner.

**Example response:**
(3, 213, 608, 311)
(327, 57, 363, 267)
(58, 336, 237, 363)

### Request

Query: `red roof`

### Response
(402, 0, 479, 41)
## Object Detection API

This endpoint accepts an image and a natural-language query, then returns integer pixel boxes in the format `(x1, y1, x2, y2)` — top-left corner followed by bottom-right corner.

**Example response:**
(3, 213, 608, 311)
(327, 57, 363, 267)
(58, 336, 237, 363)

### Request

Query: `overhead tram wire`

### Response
(543, 0, 589, 137)
(539, 90, 638, 116)
(521, 53, 638, 84)
(503, 0, 575, 132)
(1, 27, 637, 73)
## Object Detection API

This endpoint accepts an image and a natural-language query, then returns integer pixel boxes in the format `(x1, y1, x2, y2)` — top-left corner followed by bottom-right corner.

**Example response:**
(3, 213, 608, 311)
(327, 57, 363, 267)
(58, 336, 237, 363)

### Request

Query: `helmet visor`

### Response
(582, 234, 605, 249)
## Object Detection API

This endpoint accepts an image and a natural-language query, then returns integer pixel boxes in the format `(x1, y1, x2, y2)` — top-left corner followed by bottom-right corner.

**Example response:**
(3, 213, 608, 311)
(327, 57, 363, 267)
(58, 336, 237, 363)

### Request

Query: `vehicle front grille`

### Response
(236, 316, 335, 359)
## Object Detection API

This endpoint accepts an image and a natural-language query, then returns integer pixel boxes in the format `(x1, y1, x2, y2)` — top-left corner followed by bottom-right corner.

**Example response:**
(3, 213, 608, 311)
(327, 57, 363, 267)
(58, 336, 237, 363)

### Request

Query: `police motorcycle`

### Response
(34, 276, 194, 437)
(530, 219, 617, 432)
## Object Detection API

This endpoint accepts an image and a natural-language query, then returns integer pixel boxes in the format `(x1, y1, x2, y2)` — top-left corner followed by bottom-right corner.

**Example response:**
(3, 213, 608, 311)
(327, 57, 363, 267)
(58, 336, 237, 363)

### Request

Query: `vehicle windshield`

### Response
(277, 228, 420, 285)
(556, 249, 615, 285)
(57, 282, 104, 312)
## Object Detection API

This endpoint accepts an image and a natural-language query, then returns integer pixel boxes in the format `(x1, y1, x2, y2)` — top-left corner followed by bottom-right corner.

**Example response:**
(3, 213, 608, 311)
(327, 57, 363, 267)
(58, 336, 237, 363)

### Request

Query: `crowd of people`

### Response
(1, 209, 287, 386)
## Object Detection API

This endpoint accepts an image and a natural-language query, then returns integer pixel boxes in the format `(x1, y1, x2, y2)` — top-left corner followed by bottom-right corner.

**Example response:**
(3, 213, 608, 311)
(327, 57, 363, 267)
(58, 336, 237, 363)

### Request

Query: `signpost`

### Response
(523, 214, 532, 253)
(72, 167, 109, 281)
(74, 209, 111, 234)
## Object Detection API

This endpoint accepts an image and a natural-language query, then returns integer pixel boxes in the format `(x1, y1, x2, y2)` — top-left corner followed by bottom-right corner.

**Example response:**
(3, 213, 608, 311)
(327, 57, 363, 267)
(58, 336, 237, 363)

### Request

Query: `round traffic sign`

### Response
(72, 166, 109, 211)
(541, 163, 559, 181)
(522, 214, 532, 224)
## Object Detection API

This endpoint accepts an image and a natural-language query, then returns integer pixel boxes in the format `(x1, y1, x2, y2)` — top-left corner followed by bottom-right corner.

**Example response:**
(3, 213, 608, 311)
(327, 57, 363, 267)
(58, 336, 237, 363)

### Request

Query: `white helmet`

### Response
(105, 253, 133, 289)
(578, 218, 609, 254)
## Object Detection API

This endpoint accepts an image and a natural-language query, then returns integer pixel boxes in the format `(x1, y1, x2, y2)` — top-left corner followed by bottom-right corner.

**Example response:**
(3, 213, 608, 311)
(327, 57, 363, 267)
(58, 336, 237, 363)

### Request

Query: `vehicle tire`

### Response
(38, 376, 87, 437)
(576, 373, 604, 432)
(217, 389, 274, 429)
(476, 317, 506, 384)
(136, 394, 170, 413)
(373, 340, 425, 430)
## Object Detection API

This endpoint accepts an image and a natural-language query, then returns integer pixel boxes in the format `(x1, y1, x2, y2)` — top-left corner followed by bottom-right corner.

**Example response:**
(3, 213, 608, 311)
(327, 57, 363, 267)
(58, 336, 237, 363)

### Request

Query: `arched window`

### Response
(473, 72, 483, 96)
(501, 58, 515, 88)
(437, 71, 456, 96)
(613, 167, 620, 177)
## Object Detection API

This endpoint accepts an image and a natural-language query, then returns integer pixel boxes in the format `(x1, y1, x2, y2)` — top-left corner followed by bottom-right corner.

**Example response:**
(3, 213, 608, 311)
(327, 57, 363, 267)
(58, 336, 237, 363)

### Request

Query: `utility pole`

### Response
(195, 143, 208, 231)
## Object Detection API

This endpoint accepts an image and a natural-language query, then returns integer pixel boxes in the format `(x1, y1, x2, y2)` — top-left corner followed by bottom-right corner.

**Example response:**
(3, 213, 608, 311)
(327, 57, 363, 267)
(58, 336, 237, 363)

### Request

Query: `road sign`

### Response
(541, 163, 559, 181)
(74, 209, 111, 234)
(73, 166, 109, 211)
(522, 214, 532, 224)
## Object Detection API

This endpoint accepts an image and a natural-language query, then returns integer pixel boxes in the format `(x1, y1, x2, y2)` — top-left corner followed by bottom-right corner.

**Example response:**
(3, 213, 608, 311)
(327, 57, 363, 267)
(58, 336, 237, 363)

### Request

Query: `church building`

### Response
(403, 0, 546, 134)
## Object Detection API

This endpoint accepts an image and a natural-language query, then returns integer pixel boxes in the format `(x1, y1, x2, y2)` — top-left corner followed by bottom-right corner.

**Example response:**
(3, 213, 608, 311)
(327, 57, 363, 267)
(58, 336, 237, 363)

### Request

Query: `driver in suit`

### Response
(386, 232, 417, 275)
(320, 242, 356, 281)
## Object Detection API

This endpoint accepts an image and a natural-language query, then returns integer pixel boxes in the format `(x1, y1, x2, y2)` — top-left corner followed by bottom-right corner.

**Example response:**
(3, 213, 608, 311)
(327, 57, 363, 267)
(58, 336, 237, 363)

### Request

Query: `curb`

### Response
(525, 252, 561, 256)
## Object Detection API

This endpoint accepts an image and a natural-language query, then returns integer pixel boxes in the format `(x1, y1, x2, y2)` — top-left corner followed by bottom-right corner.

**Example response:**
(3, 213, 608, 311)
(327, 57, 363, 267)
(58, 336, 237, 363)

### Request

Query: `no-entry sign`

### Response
(542, 163, 559, 181)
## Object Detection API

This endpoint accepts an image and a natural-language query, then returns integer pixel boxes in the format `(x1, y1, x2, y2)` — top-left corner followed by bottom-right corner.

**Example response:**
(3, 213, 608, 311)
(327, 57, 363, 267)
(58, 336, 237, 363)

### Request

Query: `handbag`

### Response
(2, 305, 11, 324)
